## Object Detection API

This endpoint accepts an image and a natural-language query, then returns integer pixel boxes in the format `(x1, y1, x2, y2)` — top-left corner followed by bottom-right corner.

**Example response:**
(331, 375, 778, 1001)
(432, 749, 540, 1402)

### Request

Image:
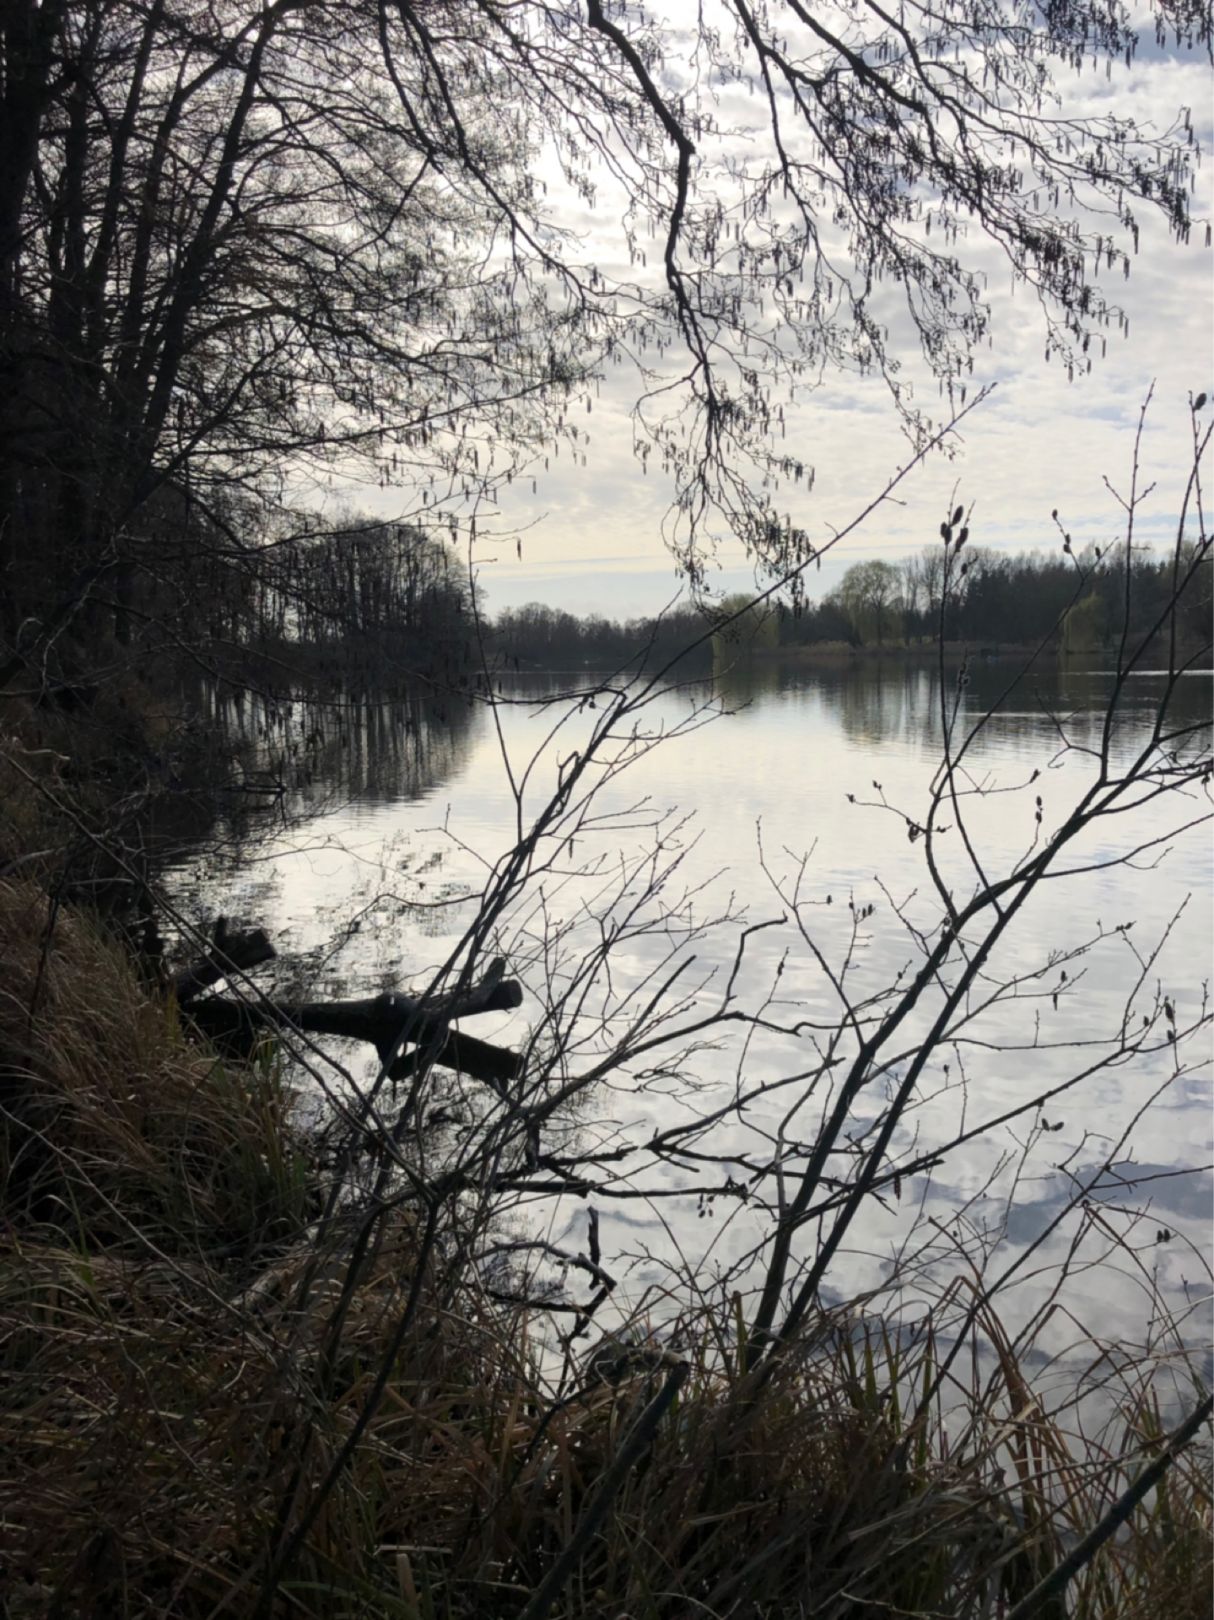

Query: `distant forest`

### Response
(52, 515, 1204, 684)
(490, 600, 714, 673)
(493, 542, 1213, 669)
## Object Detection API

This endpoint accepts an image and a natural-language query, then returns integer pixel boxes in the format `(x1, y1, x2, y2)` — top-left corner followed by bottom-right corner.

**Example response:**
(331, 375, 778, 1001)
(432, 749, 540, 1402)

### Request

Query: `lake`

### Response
(170, 656, 1213, 1395)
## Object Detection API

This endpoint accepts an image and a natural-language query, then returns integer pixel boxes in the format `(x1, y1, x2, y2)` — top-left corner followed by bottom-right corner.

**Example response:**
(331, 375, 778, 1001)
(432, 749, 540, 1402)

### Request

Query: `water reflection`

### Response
(195, 680, 478, 819)
(167, 658, 1212, 1388)
(711, 656, 937, 747)
(709, 654, 1212, 758)
(164, 681, 482, 970)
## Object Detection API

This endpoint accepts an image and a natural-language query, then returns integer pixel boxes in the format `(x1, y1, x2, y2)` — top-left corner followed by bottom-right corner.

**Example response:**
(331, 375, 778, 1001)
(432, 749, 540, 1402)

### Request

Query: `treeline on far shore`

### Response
(494, 541, 1213, 670)
(490, 601, 715, 673)
(30, 506, 1204, 695)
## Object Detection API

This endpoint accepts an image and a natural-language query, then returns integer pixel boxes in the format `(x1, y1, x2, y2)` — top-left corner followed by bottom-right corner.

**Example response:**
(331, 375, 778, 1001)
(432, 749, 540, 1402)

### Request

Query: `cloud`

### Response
(353, 20, 1214, 620)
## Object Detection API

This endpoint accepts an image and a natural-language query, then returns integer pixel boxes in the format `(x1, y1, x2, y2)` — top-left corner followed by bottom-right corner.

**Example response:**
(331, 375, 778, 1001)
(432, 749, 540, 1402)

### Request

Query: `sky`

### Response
(344, 12, 1214, 622)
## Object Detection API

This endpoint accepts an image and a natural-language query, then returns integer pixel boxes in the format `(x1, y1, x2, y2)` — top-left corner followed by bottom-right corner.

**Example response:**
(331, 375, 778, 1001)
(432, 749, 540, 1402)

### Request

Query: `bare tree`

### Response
(0, 0, 584, 672)
(1, 0, 1208, 675)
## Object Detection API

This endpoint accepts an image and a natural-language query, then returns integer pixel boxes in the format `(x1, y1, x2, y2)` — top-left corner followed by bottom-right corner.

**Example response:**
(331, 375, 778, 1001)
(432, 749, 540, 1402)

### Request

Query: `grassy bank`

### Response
(1, 879, 1209, 1618)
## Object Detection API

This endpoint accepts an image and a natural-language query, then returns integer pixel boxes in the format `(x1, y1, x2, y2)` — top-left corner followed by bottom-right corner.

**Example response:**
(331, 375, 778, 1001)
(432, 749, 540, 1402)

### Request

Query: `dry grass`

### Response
(0, 879, 311, 1254)
(0, 883, 1209, 1618)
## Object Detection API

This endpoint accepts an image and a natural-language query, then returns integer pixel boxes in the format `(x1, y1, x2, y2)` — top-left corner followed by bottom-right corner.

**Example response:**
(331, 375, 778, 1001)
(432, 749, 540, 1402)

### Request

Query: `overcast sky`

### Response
(348, 19, 1213, 621)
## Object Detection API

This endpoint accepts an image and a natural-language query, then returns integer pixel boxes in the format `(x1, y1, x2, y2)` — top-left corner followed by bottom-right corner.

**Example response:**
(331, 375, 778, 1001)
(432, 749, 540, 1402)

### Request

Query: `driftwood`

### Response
(175, 923, 524, 1087)
(172, 918, 277, 1003)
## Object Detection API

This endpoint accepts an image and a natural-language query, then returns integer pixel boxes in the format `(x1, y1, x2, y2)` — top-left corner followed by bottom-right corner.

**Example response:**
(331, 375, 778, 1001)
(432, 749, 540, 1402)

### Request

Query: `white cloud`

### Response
(359, 15, 1214, 620)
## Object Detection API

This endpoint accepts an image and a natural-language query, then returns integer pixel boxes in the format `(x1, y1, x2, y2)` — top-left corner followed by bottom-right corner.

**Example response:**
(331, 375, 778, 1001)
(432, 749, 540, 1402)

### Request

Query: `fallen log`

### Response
(179, 945, 524, 1088)
(173, 918, 277, 1004)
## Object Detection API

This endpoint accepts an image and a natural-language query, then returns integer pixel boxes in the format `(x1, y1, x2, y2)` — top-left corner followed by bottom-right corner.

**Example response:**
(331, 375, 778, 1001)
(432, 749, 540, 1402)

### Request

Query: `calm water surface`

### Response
(172, 660, 1213, 1390)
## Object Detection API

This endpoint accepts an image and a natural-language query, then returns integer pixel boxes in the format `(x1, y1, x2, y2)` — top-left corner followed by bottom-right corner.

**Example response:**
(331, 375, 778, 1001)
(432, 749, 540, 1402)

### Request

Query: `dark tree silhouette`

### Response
(0, 0, 1206, 673)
